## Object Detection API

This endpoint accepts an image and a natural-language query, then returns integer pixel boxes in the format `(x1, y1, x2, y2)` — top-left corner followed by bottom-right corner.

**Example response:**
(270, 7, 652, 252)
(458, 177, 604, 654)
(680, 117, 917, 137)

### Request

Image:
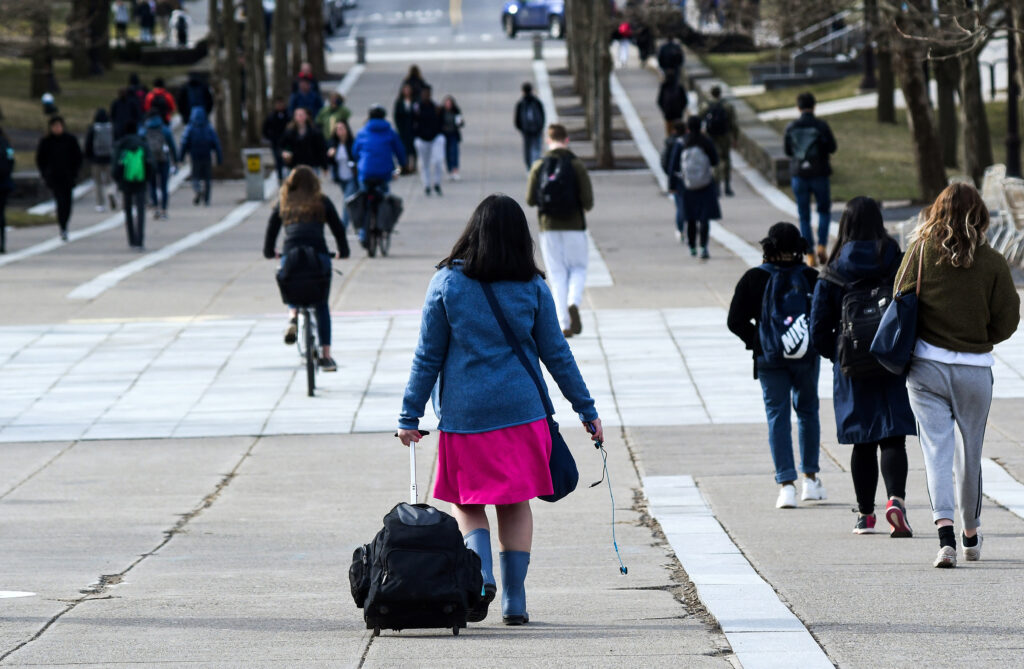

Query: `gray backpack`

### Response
(680, 144, 713, 190)
(145, 126, 168, 163)
(92, 122, 113, 159)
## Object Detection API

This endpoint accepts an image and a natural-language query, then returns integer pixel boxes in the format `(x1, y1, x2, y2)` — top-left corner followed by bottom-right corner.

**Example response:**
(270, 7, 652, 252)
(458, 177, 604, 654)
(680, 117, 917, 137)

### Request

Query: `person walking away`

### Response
(350, 105, 405, 248)
(262, 97, 289, 181)
(898, 184, 1019, 568)
(440, 95, 464, 182)
(809, 197, 916, 537)
(615, 20, 632, 67)
(137, 0, 156, 43)
(144, 78, 177, 125)
(662, 120, 688, 243)
(140, 110, 178, 219)
(0, 128, 14, 254)
(397, 193, 604, 625)
(657, 35, 684, 83)
(402, 65, 426, 102)
(316, 93, 351, 140)
(291, 62, 322, 96)
(784, 92, 837, 266)
(280, 108, 327, 173)
(84, 108, 118, 212)
(393, 84, 417, 174)
(127, 73, 149, 108)
(177, 73, 213, 125)
(656, 77, 687, 139)
(412, 85, 445, 196)
(727, 222, 825, 508)
(525, 124, 593, 339)
(288, 73, 324, 120)
(155, 0, 173, 44)
(170, 5, 189, 47)
(179, 107, 223, 205)
(35, 116, 83, 242)
(327, 120, 357, 229)
(701, 85, 738, 196)
(263, 165, 350, 370)
(111, 87, 142, 140)
(514, 83, 545, 172)
(114, 0, 131, 46)
(112, 120, 151, 249)
(667, 115, 720, 259)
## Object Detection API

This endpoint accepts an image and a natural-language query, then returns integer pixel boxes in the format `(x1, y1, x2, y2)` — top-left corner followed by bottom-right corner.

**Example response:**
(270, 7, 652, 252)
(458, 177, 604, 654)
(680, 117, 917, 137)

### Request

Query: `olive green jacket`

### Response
(699, 99, 739, 143)
(525, 148, 594, 231)
(315, 104, 351, 141)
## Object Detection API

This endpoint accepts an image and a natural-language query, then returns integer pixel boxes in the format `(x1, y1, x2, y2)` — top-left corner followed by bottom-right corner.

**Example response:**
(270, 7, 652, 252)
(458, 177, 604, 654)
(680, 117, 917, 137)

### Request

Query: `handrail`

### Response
(788, 9, 854, 48)
(790, 21, 863, 72)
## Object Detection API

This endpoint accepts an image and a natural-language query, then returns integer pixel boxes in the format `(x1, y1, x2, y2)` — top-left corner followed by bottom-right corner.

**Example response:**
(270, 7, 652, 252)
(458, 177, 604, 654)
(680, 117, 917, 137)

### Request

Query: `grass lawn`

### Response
(769, 101, 1013, 203)
(6, 208, 55, 227)
(702, 52, 773, 87)
(745, 74, 863, 112)
(0, 57, 192, 142)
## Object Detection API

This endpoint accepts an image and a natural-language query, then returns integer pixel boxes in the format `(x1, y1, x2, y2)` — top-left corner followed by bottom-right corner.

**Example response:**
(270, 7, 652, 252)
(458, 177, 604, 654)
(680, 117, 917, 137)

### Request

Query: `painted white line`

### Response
(28, 180, 95, 216)
(533, 59, 613, 288)
(732, 152, 798, 219)
(982, 458, 1024, 520)
(644, 475, 833, 669)
(328, 47, 567, 64)
(610, 72, 667, 193)
(0, 167, 192, 269)
(0, 591, 36, 599)
(67, 199, 261, 301)
(337, 64, 365, 95)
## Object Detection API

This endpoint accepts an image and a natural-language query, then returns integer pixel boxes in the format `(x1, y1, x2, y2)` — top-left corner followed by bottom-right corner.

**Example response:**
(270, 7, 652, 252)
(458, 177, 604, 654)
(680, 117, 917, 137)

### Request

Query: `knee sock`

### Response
(938, 525, 956, 549)
(499, 550, 530, 617)
(464, 528, 494, 586)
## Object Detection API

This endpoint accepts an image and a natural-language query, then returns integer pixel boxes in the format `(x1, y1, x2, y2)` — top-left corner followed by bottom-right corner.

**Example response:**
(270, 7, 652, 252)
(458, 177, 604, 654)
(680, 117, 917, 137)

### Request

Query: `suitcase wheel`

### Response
(452, 626, 459, 637)
(373, 627, 380, 637)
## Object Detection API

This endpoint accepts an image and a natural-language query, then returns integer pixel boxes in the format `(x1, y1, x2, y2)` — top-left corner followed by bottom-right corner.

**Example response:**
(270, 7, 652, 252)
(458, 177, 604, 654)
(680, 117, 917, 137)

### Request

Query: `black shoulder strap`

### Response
(817, 266, 848, 289)
(480, 282, 555, 417)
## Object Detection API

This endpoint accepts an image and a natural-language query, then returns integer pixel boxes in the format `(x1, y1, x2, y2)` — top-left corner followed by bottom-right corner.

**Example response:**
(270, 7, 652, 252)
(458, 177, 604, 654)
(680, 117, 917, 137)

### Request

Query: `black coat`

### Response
(262, 109, 289, 145)
(393, 97, 415, 147)
(657, 81, 687, 121)
(110, 95, 142, 139)
(657, 41, 684, 72)
(36, 133, 83, 188)
(263, 195, 350, 259)
(177, 80, 214, 123)
(412, 100, 442, 141)
(783, 112, 837, 179)
(810, 239, 917, 443)
(280, 124, 327, 170)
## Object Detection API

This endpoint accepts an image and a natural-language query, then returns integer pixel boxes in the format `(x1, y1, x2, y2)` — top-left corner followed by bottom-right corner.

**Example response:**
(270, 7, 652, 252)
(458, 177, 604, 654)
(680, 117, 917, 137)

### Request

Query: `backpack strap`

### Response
(480, 281, 556, 417)
(817, 265, 849, 289)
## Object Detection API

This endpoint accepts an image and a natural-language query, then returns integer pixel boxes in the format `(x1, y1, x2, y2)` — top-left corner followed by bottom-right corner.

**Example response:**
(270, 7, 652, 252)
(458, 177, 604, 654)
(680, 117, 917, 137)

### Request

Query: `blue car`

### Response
(502, 0, 565, 39)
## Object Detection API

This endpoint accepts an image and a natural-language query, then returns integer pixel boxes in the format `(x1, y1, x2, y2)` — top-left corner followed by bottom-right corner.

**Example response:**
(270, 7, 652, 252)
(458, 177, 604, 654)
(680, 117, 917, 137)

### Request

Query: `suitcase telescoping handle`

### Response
(395, 430, 430, 505)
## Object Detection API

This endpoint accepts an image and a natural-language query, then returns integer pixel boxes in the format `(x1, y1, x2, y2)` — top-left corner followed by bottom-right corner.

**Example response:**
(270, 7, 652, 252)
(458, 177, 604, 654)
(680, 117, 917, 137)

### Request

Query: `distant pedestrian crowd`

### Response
(113, 0, 192, 48)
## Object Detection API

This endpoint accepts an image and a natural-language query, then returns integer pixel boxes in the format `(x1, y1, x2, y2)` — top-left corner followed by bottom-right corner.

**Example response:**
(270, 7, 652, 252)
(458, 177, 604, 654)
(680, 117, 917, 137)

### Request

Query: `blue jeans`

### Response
(791, 175, 831, 249)
(672, 190, 686, 234)
(149, 161, 171, 210)
(192, 160, 212, 204)
(522, 132, 542, 170)
(337, 178, 357, 228)
(445, 136, 460, 172)
(758, 358, 821, 483)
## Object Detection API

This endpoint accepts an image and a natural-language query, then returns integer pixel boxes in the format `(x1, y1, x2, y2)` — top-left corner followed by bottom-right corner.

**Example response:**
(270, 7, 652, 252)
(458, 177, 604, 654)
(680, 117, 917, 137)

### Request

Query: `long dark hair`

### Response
(826, 196, 890, 266)
(760, 222, 807, 262)
(439, 194, 544, 282)
(278, 165, 325, 225)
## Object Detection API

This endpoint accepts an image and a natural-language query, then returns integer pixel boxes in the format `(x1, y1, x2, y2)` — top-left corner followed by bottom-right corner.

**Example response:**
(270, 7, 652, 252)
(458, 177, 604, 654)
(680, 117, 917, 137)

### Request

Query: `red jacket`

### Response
(144, 88, 176, 123)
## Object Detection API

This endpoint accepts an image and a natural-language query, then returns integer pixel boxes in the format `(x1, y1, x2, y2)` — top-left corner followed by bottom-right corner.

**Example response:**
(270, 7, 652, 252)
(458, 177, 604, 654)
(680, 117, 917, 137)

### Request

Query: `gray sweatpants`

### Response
(906, 359, 993, 530)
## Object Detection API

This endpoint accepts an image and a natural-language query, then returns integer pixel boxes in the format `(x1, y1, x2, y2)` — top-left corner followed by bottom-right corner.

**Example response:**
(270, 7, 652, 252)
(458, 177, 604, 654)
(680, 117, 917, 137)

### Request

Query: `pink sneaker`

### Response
(885, 498, 913, 538)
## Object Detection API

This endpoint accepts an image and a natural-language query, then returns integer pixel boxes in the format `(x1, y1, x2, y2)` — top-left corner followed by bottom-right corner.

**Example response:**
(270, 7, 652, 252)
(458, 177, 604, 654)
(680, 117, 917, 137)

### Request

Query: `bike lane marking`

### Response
(982, 458, 1024, 520)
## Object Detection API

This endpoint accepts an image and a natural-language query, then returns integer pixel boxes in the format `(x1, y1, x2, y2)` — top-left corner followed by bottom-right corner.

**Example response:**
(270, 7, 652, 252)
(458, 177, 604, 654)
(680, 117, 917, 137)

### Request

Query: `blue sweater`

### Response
(399, 266, 599, 433)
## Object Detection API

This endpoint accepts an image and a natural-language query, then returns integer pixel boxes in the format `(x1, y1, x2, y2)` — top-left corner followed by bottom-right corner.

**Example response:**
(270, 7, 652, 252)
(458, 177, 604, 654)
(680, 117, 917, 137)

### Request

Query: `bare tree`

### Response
(209, 0, 242, 176)
(244, 0, 268, 145)
(29, 1, 55, 97)
(271, 0, 291, 100)
(290, 1, 303, 78)
(304, 0, 326, 81)
(590, 1, 613, 168)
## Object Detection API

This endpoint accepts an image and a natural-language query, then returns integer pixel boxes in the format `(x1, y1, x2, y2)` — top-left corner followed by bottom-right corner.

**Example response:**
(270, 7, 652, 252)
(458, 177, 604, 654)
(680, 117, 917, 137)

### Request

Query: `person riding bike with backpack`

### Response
(140, 110, 178, 220)
(667, 115, 720, 259)
(784, 92, 837, 266)
(700, 85, 738, 197)
(727, 222, 826, 509)
(263, 165, 350, 372)
(351, 105, 406, 248)
(809, 197, 916, 538)
(112, 120, 152, 250)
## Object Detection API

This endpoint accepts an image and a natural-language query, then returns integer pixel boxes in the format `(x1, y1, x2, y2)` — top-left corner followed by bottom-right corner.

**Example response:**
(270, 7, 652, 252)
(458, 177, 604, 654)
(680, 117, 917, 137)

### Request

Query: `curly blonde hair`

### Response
(911, 182, 989, 269)
(278, 165, 325, 225)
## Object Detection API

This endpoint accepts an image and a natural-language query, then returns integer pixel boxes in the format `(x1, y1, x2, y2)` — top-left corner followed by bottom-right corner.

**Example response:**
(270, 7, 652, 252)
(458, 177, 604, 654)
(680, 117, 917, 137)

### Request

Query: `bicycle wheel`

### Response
(304, 309, 316, 397)
(380, 229, 391, 257)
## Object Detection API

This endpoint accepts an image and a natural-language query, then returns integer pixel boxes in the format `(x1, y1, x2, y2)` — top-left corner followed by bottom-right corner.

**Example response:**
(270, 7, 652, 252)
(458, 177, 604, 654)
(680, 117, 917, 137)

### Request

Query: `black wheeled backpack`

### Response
(820, 268, 894, 379)
(349, 441, 483, 637)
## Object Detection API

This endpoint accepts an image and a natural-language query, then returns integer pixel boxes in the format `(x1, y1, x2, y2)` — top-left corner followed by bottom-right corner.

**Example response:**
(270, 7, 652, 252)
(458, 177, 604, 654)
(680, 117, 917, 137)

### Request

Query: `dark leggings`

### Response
(53, 184, 73, 233)
(851, 436, 908, 515)
(686, 217, 709, 249)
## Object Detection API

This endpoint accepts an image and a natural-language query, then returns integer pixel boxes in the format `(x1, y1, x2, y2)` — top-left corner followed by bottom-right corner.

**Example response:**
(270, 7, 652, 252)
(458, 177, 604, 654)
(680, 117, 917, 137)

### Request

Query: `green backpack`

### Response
(120, 146, 146, 184)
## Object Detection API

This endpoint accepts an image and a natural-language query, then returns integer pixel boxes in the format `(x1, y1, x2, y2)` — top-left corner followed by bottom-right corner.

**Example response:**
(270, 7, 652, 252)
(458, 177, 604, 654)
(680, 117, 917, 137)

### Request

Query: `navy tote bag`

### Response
(870, 241, 924, 375)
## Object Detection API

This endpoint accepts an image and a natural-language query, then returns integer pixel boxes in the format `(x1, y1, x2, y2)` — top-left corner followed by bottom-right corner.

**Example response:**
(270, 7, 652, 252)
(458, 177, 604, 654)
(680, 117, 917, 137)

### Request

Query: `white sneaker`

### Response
(933, 545, 957, 568)
(963, 532, 983, 561)
(801, 477, 827, 501)
(775, 483, 797, 509)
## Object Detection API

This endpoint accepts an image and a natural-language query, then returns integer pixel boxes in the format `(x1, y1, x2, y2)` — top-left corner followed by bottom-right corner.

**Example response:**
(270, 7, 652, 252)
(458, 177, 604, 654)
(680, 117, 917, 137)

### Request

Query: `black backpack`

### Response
(758, 264, 814, 364)
(821, 268, 894, 379)
(705, 102, 729, 137)
(275, 245, 330, 306)
(536, 153, 580, 218)
(520, 98, 544, 134)
(350, 503, 483, 635)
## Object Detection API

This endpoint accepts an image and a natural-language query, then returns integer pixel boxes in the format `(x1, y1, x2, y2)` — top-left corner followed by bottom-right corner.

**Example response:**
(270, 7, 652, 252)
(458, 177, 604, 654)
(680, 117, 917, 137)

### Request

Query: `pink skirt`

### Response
(433, 419, 553, 505)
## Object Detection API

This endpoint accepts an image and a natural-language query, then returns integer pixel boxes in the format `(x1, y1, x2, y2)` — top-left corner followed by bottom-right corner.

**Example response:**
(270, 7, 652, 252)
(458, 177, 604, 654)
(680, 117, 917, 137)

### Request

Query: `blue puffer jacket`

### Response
(180, 107, 223, 164)
(810, 239, 917, 444)
(399, 265, 599, 433)
(352, 118, 406, 181)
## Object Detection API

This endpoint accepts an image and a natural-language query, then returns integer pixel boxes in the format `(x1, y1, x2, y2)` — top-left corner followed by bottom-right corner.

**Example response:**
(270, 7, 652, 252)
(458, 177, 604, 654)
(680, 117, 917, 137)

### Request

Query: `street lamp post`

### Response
(1008, 29, 1022, 178)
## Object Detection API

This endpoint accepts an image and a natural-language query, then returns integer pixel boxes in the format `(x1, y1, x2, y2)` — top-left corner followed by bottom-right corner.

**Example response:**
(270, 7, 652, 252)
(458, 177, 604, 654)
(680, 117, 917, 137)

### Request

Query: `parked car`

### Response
(501, 0, 565, 39)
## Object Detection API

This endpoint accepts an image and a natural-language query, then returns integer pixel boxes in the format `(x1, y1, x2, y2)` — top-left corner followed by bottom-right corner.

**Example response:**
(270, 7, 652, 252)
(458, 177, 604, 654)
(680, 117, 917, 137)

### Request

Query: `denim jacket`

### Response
(399, 266, 598, 433)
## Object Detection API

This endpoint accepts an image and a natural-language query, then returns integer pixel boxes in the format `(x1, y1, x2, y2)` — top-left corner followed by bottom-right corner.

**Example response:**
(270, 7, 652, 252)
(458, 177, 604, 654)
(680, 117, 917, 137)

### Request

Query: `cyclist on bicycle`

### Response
(351, 104, 405, 248)
(263, 165, 350, 371)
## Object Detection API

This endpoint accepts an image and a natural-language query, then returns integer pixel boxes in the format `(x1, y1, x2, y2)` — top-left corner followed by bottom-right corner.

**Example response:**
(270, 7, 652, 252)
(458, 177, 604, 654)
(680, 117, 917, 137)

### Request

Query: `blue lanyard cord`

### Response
(589, 442, 628, 576)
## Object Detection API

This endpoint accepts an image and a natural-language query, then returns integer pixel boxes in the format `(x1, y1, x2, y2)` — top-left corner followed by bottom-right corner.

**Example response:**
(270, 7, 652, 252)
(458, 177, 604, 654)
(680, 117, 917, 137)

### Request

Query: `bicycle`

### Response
(361, 179, 391, 258)
(294, 305, 318, 397)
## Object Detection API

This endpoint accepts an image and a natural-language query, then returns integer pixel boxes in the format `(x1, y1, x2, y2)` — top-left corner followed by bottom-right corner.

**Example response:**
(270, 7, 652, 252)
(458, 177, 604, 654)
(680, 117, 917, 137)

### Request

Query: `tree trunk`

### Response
(29, 3, 54, 98)
(895, 41, 946, 201)
(290, 2, 303, 78)
(69, 0, 90, 78)
(304, 0, 326, 81)
(244, 0, 265, 145)
(89, 0, 112, 70)
(271, 0, 291, 100)
(934, 56, 959, 168)
(591, 1, 613, 167)
(223, 0, 244, 174)
(960, 46, 993, 186)
(876, 41, 896, 123)
(566, 0, 587, 95)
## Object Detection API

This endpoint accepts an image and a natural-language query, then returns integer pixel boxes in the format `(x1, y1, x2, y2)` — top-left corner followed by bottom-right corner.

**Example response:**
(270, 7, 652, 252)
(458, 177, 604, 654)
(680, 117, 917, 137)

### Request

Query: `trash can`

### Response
(243, 148, 264, 201)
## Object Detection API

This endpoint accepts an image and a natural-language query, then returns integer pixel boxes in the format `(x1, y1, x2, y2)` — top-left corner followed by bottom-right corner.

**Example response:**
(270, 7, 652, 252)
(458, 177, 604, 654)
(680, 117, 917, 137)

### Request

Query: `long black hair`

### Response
(439, 194, 545, 282)
(826, 196, 890, 266)
(760, 222, 807, 262)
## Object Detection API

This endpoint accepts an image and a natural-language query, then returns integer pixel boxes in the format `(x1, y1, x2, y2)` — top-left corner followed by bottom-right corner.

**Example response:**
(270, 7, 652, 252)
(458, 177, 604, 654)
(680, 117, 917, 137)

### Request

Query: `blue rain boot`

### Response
(499, 550, 530, 625)
(464, 529, 496, 623)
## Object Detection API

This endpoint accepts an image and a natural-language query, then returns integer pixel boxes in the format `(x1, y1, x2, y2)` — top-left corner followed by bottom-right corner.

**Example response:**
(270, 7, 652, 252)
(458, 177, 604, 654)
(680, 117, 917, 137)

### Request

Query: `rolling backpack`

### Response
(680, 144, 713, 190)
(536, 153, 580, 218)
(92, 122, 114, 160)
(758, 264, 814, 364)
(350, 441, 483, 637)
(705, 103, 729, 137)
(820, 268, 894, 378)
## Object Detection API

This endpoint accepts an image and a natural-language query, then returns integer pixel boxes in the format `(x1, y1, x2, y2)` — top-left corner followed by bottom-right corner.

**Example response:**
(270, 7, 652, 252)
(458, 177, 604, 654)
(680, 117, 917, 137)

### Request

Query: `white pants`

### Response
(540, 230, 588, 330)
(414, 135, 446, 189)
